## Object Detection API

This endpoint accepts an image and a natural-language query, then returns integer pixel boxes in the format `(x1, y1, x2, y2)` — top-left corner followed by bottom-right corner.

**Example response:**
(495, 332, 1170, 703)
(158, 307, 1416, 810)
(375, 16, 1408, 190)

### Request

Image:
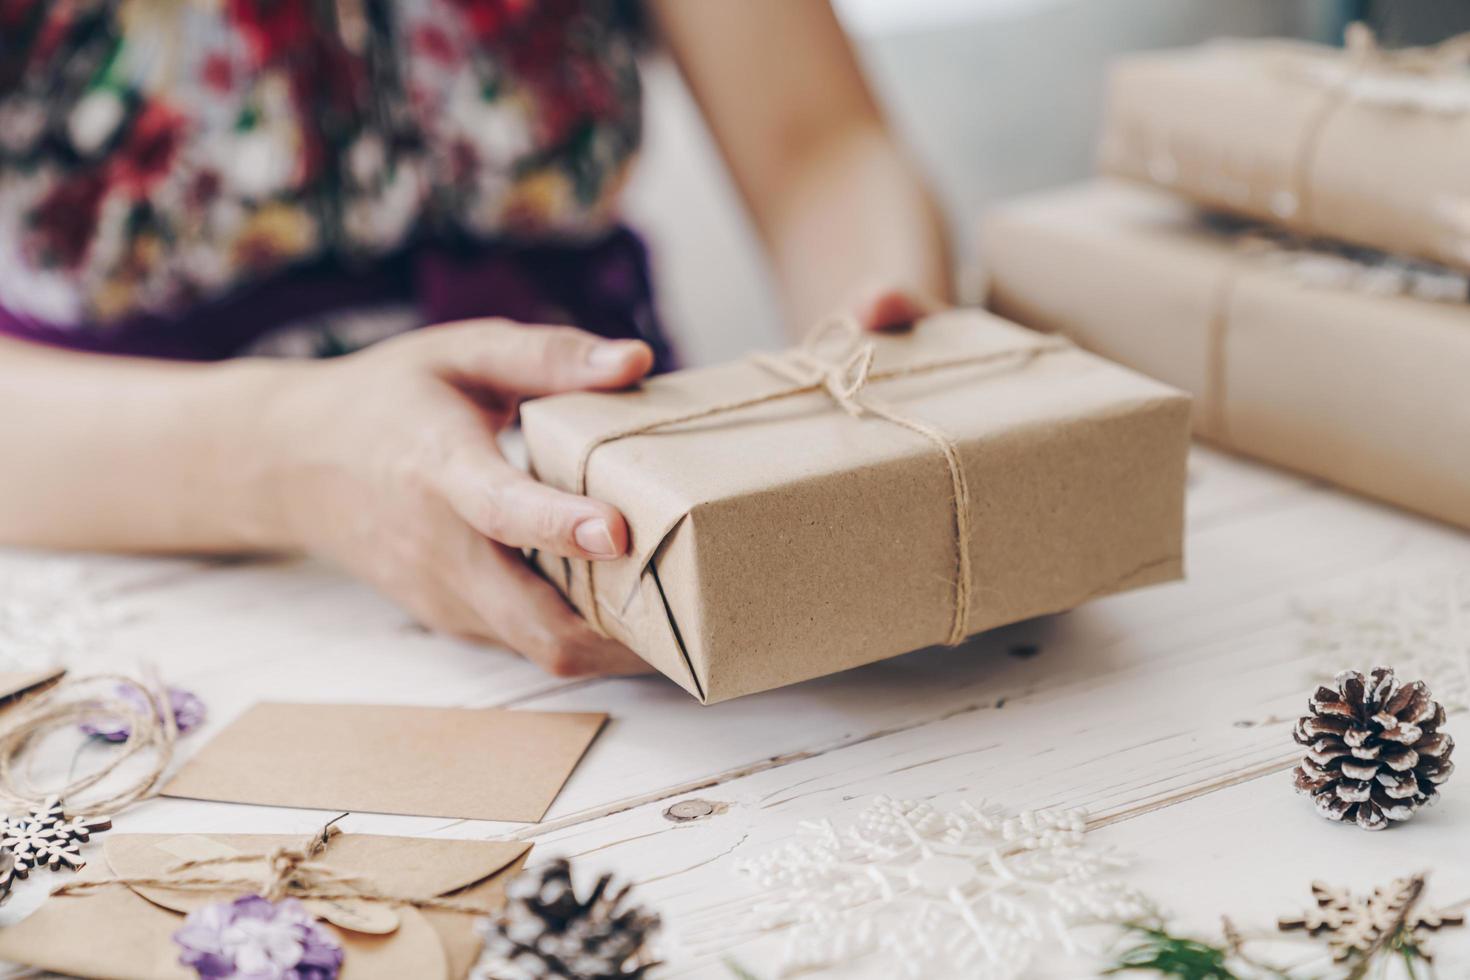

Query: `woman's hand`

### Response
(258, 320, 654, 678)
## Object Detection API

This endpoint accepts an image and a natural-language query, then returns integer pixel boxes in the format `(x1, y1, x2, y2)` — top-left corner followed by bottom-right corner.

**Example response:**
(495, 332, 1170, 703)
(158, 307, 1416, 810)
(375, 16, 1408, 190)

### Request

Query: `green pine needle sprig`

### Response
(1105, 923, 1248, 979)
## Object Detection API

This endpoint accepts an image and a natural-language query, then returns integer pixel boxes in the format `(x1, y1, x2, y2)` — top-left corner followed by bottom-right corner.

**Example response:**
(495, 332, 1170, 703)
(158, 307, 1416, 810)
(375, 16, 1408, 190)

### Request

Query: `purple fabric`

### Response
(80, 684, 206, 742)
(0, 226, 676, 371)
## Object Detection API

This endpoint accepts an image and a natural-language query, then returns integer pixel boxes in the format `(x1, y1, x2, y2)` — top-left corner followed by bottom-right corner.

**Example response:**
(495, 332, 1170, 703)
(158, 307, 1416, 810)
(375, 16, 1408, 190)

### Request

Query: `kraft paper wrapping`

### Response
(1098, 37, 1470, 270)
(522, 311, 1190, 704)
(982, 179, 1470, 530)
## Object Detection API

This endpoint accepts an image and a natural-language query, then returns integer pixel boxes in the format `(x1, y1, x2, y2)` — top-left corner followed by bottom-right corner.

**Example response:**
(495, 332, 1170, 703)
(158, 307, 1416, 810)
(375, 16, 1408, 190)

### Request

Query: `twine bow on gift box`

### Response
(1343, 21, 1470, 76)
(572, 314, 1071, 649)
(1279, 22, 1470, 229)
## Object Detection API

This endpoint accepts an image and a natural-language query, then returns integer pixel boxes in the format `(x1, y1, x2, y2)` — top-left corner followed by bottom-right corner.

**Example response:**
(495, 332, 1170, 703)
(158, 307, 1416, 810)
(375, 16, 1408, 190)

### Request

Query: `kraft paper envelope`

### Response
(0, 832, 530, 980)
(983, 179, 1470, 530)
(523, 310, 1191, 704)
(0, 667, 64, 709)
(1099, 38, 1470, 271)
(162, 703, 607, 821)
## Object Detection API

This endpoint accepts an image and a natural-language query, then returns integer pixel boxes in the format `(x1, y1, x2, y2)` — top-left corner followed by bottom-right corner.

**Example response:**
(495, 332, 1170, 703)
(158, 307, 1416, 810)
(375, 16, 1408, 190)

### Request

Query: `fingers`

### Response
(850, 285, 939, 332)
(418, 384, 631, 561)
(391, 511, 647, 678)
(419, 319, 653, 396)
(466, 542, 652, 678)
(437, 429, 630, 560)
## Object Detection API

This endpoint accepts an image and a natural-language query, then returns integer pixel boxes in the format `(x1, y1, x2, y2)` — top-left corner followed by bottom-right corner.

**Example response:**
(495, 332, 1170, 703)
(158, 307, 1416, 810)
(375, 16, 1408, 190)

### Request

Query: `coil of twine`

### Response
(0, 672, 179, 817)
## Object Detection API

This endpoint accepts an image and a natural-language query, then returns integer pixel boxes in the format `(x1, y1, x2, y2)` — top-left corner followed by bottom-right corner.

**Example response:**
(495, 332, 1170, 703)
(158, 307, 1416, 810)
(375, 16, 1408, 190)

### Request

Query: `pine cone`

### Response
(1293, 667, 1454, 830)
(476, 858, 660, 980)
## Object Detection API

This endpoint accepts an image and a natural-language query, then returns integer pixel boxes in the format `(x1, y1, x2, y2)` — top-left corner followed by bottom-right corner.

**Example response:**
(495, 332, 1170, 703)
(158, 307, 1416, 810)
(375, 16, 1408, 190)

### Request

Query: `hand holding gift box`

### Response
(523, 310, 1191, 703)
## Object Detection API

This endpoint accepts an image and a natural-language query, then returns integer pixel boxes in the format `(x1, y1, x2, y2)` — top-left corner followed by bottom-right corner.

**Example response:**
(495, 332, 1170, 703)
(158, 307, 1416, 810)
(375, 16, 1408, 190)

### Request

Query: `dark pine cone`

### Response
(1293, 667, 1454, 830)
(480, 858, 661, 980)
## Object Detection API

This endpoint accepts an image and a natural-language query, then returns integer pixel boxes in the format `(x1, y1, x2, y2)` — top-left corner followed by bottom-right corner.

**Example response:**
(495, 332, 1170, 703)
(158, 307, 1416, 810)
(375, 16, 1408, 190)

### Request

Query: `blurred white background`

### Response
(623, 0, 1345, 365)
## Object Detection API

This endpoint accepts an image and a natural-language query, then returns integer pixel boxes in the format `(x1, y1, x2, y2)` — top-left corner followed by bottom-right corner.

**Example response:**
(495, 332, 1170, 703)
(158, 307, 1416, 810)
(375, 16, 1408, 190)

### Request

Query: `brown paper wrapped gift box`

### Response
(522, 311, 1190, 704)
(982, 179, 1470, 530)
(1098, 35, 1470, 270)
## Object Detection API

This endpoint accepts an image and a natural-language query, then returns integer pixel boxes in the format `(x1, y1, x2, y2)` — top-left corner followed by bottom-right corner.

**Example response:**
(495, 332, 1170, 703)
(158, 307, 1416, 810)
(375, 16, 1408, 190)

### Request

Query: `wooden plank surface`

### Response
(1, 445, 1467, 978)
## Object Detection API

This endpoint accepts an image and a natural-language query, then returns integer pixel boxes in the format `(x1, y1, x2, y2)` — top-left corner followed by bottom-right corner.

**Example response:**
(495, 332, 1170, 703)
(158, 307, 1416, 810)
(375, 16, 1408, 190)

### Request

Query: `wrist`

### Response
(204, 357, 315, 552)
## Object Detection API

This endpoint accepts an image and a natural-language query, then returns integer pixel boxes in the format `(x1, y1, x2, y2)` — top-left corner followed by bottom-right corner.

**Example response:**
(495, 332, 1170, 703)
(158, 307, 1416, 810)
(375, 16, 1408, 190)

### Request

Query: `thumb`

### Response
(421, 320, 654, 395)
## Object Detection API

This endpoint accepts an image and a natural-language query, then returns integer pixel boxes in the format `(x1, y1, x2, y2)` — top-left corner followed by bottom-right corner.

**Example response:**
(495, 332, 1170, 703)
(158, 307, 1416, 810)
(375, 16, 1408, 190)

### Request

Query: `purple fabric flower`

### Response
(174, 895, 343, 980)
(79, 684, 206, 742)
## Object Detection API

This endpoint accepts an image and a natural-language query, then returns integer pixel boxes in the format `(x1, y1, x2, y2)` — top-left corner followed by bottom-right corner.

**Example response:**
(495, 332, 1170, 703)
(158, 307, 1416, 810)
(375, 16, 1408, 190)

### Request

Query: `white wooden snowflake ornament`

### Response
(735, 795, 1153, 979)
(0, 851, 15, 904)
(0, 557, 121, 669)
(0, 796, 111, 877)
(1279, 874, 1464, 962)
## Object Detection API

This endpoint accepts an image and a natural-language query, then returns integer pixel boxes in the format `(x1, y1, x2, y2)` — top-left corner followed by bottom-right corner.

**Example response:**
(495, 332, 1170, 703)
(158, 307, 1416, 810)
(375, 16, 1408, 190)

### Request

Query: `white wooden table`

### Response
(1, 445, 1467, 978)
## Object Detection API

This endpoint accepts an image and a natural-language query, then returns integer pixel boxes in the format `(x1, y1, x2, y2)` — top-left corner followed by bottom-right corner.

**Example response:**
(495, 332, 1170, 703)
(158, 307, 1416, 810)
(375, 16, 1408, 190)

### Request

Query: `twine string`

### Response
(0, 673, 179, 817)
(1289, 22, 1470, 231)
(52, 823, 491, 915)
(1344, 22, 1470, 75)
(751, 316, 978, 646)
(1207, 182, 1467, 440)
(573, 314, 1070, 648)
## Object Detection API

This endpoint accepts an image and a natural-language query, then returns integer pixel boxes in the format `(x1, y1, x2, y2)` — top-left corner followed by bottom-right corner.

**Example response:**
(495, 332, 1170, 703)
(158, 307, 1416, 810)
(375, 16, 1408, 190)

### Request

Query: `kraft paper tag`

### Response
(162, 702, 608, 821)
(312, 897, 401, 935)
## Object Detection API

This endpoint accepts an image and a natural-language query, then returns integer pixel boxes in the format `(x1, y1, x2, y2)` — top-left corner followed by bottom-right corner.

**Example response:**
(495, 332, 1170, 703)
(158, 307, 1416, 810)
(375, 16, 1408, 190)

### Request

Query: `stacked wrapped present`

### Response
(982, 24, 1470, 530)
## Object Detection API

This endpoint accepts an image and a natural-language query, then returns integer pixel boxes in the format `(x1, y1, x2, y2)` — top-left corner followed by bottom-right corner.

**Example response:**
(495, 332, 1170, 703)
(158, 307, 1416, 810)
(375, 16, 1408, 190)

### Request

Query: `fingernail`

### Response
(587, 341, 637, 370)
(574, 518, 618, 558)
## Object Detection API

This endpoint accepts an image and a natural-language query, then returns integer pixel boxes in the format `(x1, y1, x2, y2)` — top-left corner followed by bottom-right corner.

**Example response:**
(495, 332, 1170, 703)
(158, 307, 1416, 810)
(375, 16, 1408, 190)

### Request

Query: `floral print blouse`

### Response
(0, 0, 647, 348)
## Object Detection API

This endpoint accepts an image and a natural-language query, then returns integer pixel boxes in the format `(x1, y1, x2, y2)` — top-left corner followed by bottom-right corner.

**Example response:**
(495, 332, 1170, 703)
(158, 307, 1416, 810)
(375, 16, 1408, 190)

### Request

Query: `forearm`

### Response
(0, 336, 294, 552)
(761, 123, 952, 329)
(653, 0, 952, 332)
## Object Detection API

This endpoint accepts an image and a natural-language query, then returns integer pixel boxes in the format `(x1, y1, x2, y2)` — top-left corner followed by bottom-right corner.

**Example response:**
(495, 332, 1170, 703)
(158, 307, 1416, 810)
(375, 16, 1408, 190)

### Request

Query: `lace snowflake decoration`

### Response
(735, 795, 1153, 979)
(1298, 572, 1470, 713)
(0, 557, 120, 669)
